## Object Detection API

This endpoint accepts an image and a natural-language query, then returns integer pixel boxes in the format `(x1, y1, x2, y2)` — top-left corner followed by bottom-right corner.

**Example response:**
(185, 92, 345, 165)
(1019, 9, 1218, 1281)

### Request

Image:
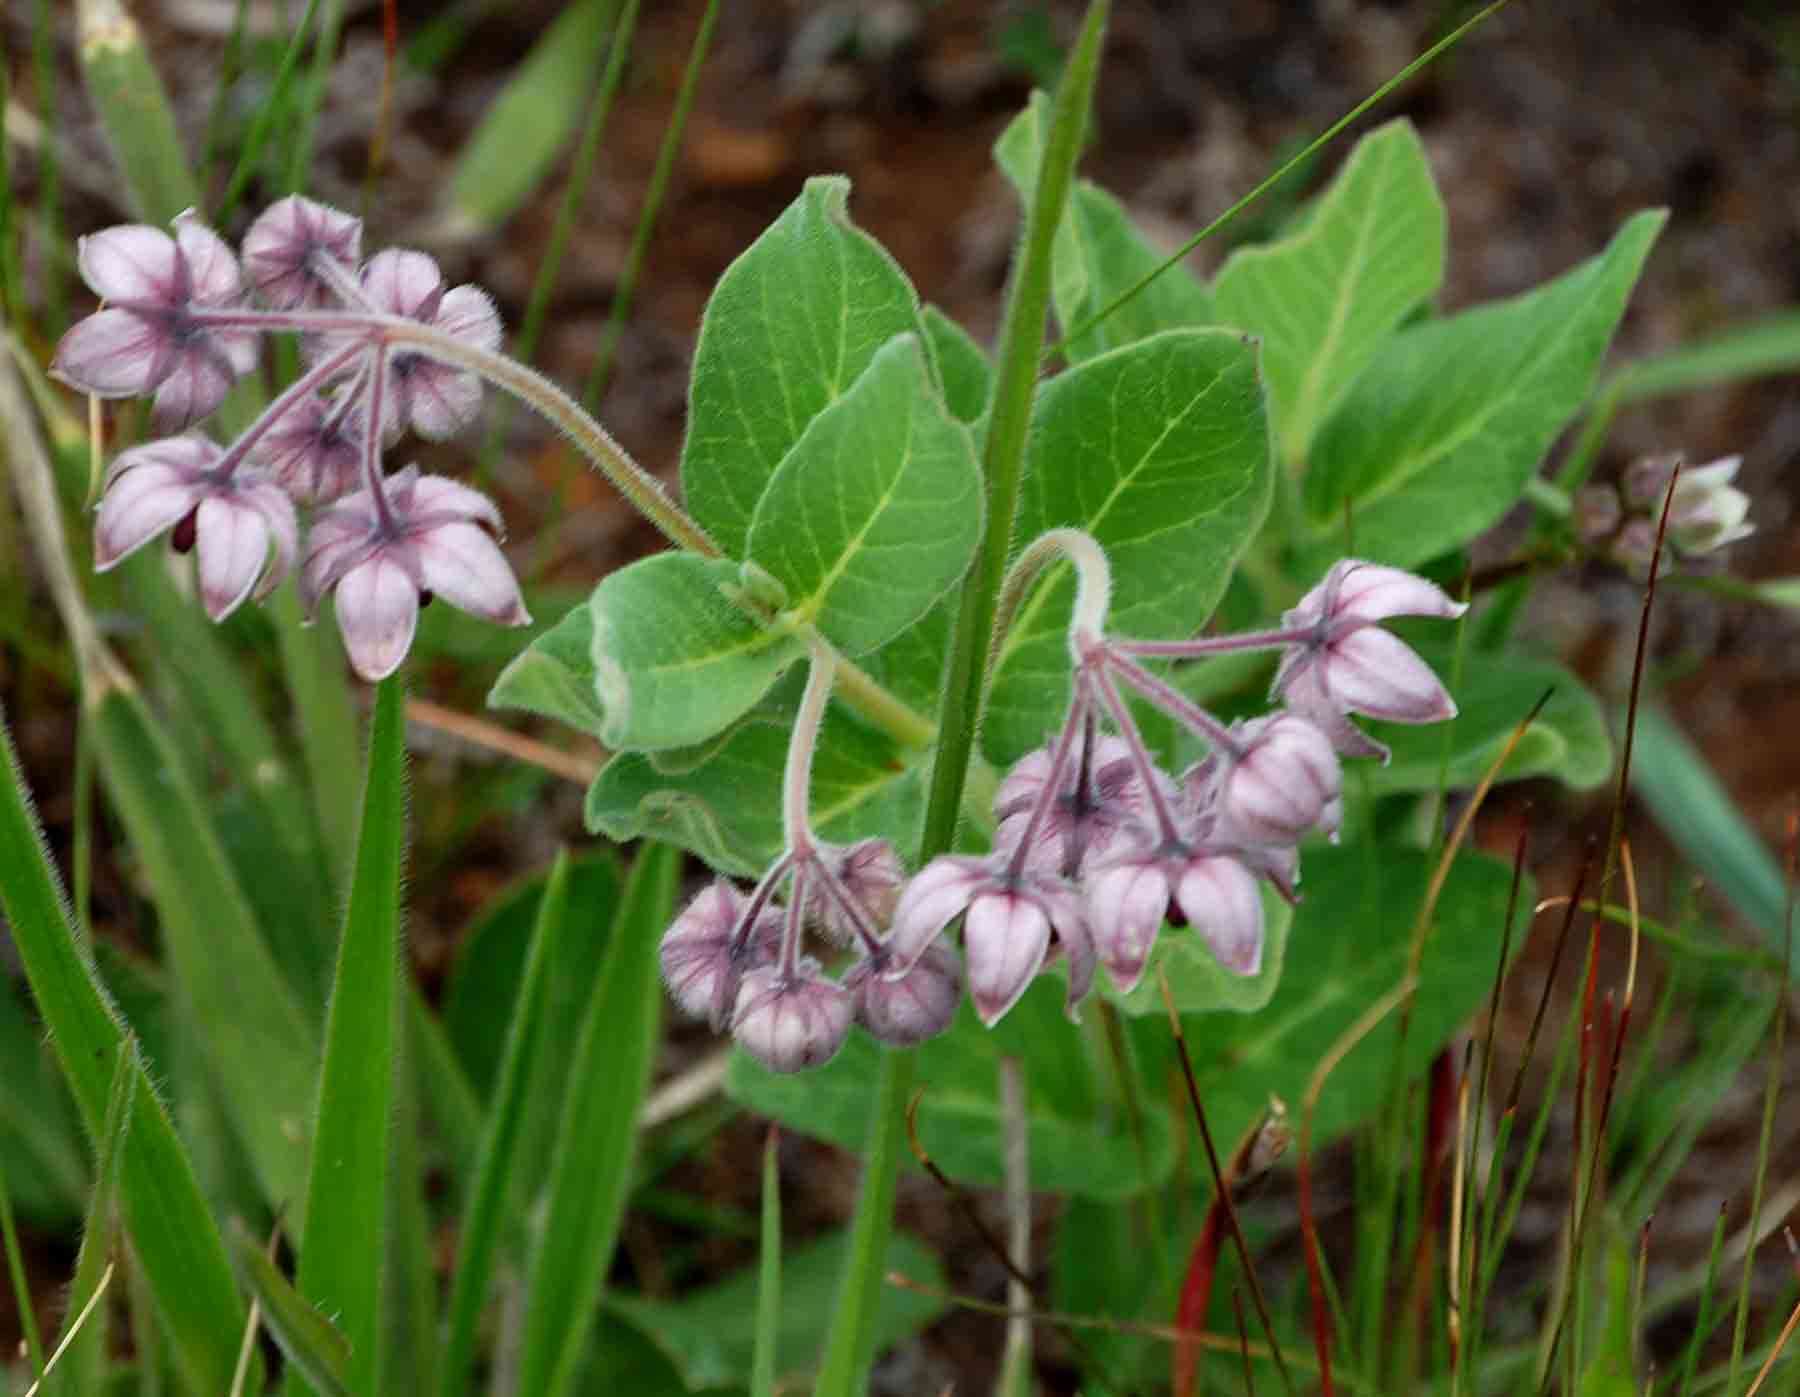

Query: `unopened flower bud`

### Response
(853, 940, 961, 1046)
(658, 880, 780, 1026)
(241, 196, 363, 309)
(812, 839, 904, 944)
(1172, 854, 1264, 976)
(732, 965, 853, 1072)
(1216, 714, 1342, 846)
(1667, 455, 1753, 555)
(1622, 452, 1683, 511)
(1572, 483, 1621, 544)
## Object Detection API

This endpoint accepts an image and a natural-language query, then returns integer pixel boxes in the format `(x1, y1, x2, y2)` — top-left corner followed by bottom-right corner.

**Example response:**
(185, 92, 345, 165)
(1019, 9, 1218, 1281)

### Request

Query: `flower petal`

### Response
(1326, 627, 1457, 724)
(172, 213, 244, 306)
(50, 309, 171, 396)
(332, 552, 422, 680)
(76, 225, 178, 302)
(403, 362, 485, 440)
(1085, 859, 1170, 994)
(194, 496, 272, 621)
(93, 464, 199, 569)
(1332, 561, 1466, 623)
(884, 856, 987, 975)
(436, 285, 502, 353)
(963, 890, 1052, 1026)
(361, 248, 444, 318)
(1175, 856, 1264, 977)
(414, 520, 530, 625)
(151, 346, 239, 430)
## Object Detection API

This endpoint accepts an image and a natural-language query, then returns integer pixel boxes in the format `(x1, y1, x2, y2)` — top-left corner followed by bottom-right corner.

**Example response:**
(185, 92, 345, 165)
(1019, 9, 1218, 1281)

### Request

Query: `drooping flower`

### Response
(659, 880, 783, 1028)
(240, 196, 364, 309)
(300, 466, 529, 680)
(1272, 560, 1465, 760)
(93, 435, 296, 620)
(808, 838, 905, 945)
(1666, 456, 1754, 555)
(1084, 835, 1266, 991)
(1209, 712, 1343, 846)
(732, 964, 854, 1072)
(850, 939, 962, 1046)
(350, 249, 502, 440)
(251, 392, 365, 502)
(993, 732, 1166, 877)
(52, 214, 260, 429)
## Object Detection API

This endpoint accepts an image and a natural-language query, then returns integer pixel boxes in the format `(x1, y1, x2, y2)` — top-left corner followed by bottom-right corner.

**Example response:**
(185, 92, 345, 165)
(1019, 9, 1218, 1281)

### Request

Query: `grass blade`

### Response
(235, 1227, 351, 1397)
(74, 0, 200, 223)
(48, 1040, 134, 1397)
(0, 705, 249, 1390)
(89, 685, 320, 1227)
(439, 847, 574, 1397)
(0, 1155, 45, 1383)
(753, 1126, 781, 1397)
(214, 0, 325, 222)
(516, 839, 678, 1397)
(290, 677, 407, 1396)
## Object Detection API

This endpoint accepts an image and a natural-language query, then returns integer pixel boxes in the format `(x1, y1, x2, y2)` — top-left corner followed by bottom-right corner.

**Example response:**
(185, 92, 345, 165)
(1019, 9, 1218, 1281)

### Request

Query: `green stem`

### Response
(812, 4, 1110, 1391)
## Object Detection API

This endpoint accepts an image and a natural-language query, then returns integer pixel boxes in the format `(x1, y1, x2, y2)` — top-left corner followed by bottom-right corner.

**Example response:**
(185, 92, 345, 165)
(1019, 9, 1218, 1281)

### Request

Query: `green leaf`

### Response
(75, 0, 199, 223)
(291, 678, 406, 1397)
(583, 554, 804, 751)
(1610, 308, 1800, 403)
(922, 305, 991, 423)
(487, 601, 608, 739)
(729, 977, 1175, 1199)
(586, 711, 926, 878)
(1360, 642, 1612, 794)
(235, 1227, 352, 1397)
(984, 328, 1274, 764)
(752, 1127, 780, 1397)
(1302, 209, 1666, 568)
(746, 334, 983, 655)
(606, 1229, 947, 1393)
(1102, 887, 1294, 1017)
(89, 688, 319, 1230)
(0, 705, 248, 1391)
(1214, 119, 1446, 466)
(516, 841, 679, 1397)
(445, 0, 622, 232)
(681, 176, 925, 557)
(442, 853, 622, 1097)
(50, 1041, 133, 1397)
(995, 93, 1213, 361)
(440, 850, 574, 1397)
(0, 976, 87, 1223)
(1143, 844, 1531, 1155)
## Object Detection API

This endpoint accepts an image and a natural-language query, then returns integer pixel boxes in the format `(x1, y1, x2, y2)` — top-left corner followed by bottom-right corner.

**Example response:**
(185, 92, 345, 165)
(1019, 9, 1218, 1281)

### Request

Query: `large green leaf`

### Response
(1214, 119, 1446, 466)
(585, 554, 803, 751)
(1302, 210, 1665, 568)
(996, 94, 1213, 361)
(984, 328, 1273, 764)
(729, 977, 1175, 1199)
(516, 842, 678, 1397)
(921, 305, 991, 423)
(291, 679, 407, 1397)
(1140, 845, 1530, 1156)
(682, 177, 924, 557)
(586, 710, 927, 878)
(487, 601, 608, 739)
(0, 707, 248, 1391)
(746, 334, 983, 656)
(606, 1230, 947, 1392)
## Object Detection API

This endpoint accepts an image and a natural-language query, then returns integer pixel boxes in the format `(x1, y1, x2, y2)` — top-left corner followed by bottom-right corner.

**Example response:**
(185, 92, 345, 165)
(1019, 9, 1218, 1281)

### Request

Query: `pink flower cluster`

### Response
(52, 200, 528, 679)
(662, 557, 1467, 1073)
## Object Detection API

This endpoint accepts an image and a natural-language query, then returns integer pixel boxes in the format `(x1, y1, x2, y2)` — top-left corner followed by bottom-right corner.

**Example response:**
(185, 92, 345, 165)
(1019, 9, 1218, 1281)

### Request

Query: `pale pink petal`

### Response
(333, 553, 421, 680)
(1332, 561, 1466, 623)
(1175, 857, 1264, 976)
(1278, 662, 1389, 761)
(1327, 628, 1457, 723)
(242, 196, 363, 308)
(194, 497, 271, 620)
(435, 285, 502, 352)
(151, 348, 237, 430)
(240, 480, 299, 599)
(172, 213, 243, 305)
(76, 225, 178, 302)
(50, 309, 170, 395)
(361, 249, 443, 318)
(732, 968, 853, 1072)
(963, 891, 1051, 1026)
(884, 856, 987, 974)
(1085, 860, 1169, 993)
(414, 521, 529, 625)
(93, 465, 199, 569)
(404, 363, 485, 440)
(408, 472, 505, 531)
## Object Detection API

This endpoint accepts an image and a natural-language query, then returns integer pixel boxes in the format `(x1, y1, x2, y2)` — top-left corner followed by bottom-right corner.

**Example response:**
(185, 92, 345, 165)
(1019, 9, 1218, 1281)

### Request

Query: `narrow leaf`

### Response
(235, 1227, 352, 1397)
(0, 705, 248, 1390)
(75, 0, 199, 223)
(1214, 119, 1447, 465)
(439, 849, 575, 1397)
(1611, 309, 1800, 403)
(681, 176, 925, 556)
(746, 333, 984, 656)
(1303, 209, 1666, 568)
(516, 840, 679, 1397)
(291, 677, 407, 1397)
(752, 1129, 781, 1397)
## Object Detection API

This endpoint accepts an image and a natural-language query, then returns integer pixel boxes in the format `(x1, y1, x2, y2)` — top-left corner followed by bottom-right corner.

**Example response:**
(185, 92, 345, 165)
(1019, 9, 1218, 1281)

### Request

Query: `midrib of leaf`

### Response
(644, 629, 784, 677)
(790, 389, 922, 626)
(1322, 250, 1624, 515)
(997, 356, 1235, 668)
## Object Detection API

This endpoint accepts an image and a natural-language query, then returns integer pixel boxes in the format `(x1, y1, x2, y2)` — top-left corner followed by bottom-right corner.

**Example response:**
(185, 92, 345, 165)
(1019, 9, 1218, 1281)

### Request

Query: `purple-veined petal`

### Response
(93, 464, 200, 569)
(172, 213, 244, 305)
(151, 346, 239, 430)
(1326, 627, 1457, 724)
(436, 284, 502, 352)
(856, 940, 960, 1046)
(193, 496, 271, 621)
(1331, 561, 1467, 624)
(332, 552, 422, 680)
(362, 248, 444, 318)
(50, 309, 171, 396)
(732, 967, 853, 1072)
(414, 520, 529, 625)
(963, 890, 1052, 1026)
(1085, 859, 1169, 994)
(404, 472, 506, 531)
(883, 856, 988, 975)
(403, 362, 485, 440)
(76, 225, 178, 302)
(1174, 855, 1264, 977)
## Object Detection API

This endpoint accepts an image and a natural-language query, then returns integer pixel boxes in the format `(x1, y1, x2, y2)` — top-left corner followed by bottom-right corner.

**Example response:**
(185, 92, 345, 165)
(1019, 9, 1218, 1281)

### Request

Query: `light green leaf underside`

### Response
(984, 328, 1273, 765)
(1214, 118, 1446, 465)
(682, 176, 925, 557)
(487, 602, 607, 738)
(729, 976, 1174, 1198)
(585, 710, 927, 878)
(922, 305, 992, 423)
(996, 93, 1213, 361)
(1303, 209, 1666, 568)
(747, 333, 982, 656)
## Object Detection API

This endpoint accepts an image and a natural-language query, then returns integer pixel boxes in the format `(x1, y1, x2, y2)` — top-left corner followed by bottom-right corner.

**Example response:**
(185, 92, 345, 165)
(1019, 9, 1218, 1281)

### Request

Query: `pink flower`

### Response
(93, 435, 296, 621)
(1272, 560, 1465, 760)
(352, 249, 502, 440)
(808, 839, 905, 945)
(241, 196, 363, 309)
(251, 392, 364, 502)
(1211, 713, 1343, 846)
(850, 940, 962, 1046)
(993, 733, 1168, 877)
(732, 965, 854, 1072)
(52, 215, 259, 429)
(659, 880, 784, 1028)
(1084, 841, 1266, 990)
(301, 467, 529, 681)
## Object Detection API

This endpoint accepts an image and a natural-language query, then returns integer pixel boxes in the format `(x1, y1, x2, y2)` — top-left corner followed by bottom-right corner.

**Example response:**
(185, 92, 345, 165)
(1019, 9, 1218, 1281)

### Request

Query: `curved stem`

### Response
(213, 339, 363, 478)
(1104, 648, 1241, 756)
(358, 346, 396, 532)
(784, 645, 834, 853)
(1114, 624, 1313, 660)
(996, 526, 1114, 665)
(1002, 679, 1090, 883)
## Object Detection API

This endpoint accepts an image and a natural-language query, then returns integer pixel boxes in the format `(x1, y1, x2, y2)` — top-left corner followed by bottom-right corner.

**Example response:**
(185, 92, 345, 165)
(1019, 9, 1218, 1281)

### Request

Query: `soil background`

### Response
(7, 0, 1800, 1390)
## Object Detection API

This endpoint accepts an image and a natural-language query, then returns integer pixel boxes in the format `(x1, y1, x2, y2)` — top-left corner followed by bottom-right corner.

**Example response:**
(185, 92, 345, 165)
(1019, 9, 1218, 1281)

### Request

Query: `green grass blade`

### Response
(290, 677, 407, 1396)
(752, 1126, 781, 1397)
(272, 586, 364, 891)
(439, 847, 574, 1397)
(74, 0, 200, 223)
(516, 840, 678, 1397)
(1612, 311, 1800, 404)
(282, 0, 352, 194)
(235, 1226, 351, 1397)
(0, 703, 249, 1391)
(1629, 705, 1786, 946)
(407, 984, 486, 1192)
(215, 0, 325, 221)
(0, 1154, 45, 1382)
(89, 685, 319, 1226)
(50, 1040, 134, 1397)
